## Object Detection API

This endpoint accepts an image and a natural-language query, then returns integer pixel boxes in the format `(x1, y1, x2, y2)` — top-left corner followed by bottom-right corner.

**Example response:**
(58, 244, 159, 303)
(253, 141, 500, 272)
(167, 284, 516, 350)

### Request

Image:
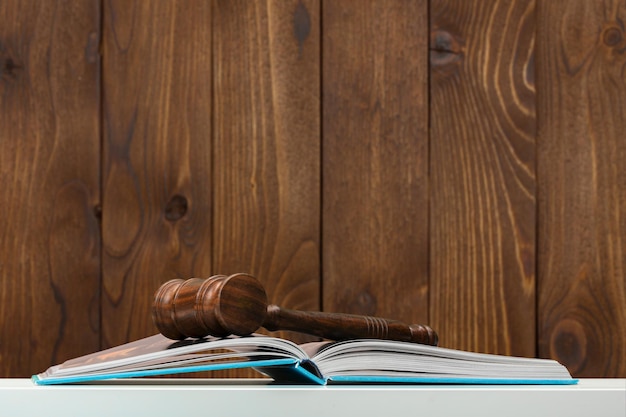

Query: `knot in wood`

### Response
(1, 57, 21, 81)
(165, 194, 188, 221)
(93, 204, 103, 220)
(430, 29, 463, 69)
(550, 318, 587, 375)
(603, 27, 623, 47)
(351, 290, 377, 316)
(293, 1, 311, 54)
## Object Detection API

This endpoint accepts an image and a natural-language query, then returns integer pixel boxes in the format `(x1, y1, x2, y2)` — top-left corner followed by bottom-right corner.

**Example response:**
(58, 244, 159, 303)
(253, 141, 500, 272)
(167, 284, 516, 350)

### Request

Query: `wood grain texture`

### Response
(0, 1, 100, 376)
(1, 0, 624, 381)
(429, 0, 536, 356)
(322, 0, 430, 325)
(212, 0, 320, 315)
(101, 0, 213, 348)
(537, 0, 626, 376)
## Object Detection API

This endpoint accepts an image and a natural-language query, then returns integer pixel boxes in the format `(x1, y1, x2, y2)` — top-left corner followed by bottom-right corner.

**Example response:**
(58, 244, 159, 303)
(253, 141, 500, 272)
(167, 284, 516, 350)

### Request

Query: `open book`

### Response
(33, 334, 576, 385)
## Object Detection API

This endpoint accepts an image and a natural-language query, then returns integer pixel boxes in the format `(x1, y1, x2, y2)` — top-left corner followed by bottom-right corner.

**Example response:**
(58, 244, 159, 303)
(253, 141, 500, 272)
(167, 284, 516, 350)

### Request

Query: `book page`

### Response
(310, 339, 573, 380)
(39, 334, 309, 379)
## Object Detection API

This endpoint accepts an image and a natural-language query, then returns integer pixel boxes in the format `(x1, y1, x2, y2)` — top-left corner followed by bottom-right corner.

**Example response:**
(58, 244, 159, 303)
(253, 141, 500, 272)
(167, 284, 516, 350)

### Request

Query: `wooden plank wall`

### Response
(323, 0, 430, 326)
(536, 0, 626, 377)
(1, 0, 624, 379)
(0, 1, 101, 376)
(101, 0, 215, 349)
(430, 0, 537, 357)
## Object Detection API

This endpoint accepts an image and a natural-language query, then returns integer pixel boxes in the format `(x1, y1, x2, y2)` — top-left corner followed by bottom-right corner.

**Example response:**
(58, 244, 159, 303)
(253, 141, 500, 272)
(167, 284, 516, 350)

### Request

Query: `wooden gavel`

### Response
(152, 273, 438, 346)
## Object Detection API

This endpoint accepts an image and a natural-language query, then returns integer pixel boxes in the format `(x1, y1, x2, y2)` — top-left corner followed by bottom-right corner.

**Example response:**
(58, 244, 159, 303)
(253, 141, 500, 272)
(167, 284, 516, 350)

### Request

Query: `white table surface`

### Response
(1, 378, 624, 417)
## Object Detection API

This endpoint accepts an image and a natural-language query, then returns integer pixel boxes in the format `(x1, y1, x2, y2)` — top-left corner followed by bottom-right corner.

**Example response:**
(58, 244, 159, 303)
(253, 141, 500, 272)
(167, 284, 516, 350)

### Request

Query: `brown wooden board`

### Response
(211, 0, 321, 377)
(536, 0, 626, 376)
(212, 0, 320, 314)
(101, 1, 213, 348)
(429, 0, 537, 356)
(2, 0, 626, 380)
(0, 1, 101, 376)
(322, 0, 429, 325)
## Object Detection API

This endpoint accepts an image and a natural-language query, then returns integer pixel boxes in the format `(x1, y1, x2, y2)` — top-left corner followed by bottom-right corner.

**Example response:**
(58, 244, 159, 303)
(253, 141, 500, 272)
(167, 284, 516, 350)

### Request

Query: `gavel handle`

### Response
(263, 305, 438, 346)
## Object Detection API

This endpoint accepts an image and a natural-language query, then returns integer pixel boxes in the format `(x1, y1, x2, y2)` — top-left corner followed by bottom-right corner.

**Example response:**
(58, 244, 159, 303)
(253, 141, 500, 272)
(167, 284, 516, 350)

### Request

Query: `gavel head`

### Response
(152, 273, 268, 340)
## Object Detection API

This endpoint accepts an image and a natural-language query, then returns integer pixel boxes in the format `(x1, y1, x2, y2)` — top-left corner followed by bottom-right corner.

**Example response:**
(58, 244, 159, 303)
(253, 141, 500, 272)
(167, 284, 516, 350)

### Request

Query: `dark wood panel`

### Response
(212, 0, 320, 324)
(0, 1, 101, 376)
(429, 0, 536, 356)
(101, 0, 213, 348)
(537, 0, 626, 377)
(322, 0, 429, 325)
